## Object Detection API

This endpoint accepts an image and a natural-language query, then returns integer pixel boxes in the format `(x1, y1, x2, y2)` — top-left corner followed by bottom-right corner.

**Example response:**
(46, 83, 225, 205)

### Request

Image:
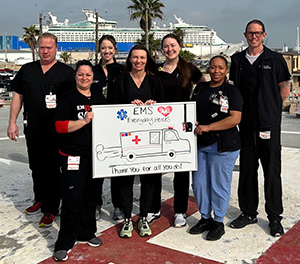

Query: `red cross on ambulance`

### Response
(132, 135, 141, 144)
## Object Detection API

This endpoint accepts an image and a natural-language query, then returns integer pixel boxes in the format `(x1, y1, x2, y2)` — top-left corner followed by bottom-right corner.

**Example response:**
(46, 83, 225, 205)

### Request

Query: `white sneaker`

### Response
(138, 217, 152, 237)
(174, 213, 186, 228)
(146, 211, 161, 224)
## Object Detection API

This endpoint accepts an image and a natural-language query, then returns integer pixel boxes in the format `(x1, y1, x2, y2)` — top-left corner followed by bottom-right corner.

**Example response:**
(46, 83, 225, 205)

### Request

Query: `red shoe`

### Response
(39, 213, 55, 227)
(25, 202, 42, 215)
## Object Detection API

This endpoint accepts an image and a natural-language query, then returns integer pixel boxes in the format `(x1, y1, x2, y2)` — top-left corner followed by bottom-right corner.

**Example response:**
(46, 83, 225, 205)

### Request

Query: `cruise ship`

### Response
(41, 9, 243, 57)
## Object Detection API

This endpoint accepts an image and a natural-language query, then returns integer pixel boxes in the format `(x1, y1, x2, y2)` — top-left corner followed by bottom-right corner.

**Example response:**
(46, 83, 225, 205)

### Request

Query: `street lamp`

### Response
(210, 31, 214, 58)
(4, 30, 7, 63)
(145, 0, 149, 50)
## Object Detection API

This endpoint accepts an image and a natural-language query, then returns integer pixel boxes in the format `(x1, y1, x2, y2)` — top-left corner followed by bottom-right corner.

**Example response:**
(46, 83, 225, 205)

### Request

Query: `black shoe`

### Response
(269, 220, 284, 237)
(54, 250, 69, 262)
(189, 218, 214, 235)
(206, 221, 225, 241)
(88, 237, 103, 247)
(229, 213, 258, 228)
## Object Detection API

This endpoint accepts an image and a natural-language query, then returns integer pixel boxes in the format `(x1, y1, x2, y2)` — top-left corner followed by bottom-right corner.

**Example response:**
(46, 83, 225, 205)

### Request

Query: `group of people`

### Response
(7, 18, 290, 262)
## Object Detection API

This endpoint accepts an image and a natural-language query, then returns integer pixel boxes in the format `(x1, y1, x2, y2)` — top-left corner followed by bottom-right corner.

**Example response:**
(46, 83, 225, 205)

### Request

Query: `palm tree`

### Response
(60, 52, 71, 64)
(172, 27, 185, 45)
(179, 50, 196, 62)
(128, 0, 165, 33)
(23, 25, 40, 61)
(136, 33, 161, 59)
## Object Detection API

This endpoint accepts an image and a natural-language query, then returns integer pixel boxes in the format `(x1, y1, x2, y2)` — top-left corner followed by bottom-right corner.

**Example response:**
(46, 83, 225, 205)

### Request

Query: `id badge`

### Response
(102, 86, 108, 99)
(45, 94, 57, 109)
(67, 156, 80, 170)
(212, 98, 219, 105)
(220, 96, 228, 107)
(259, 131, 271, 139)
(220, 96, 229, 113)
(220, 105, 228, 113)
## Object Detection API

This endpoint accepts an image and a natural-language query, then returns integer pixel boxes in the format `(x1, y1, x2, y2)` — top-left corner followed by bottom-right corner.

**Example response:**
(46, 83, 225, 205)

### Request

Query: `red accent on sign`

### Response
(132, 135, 141, 145)
(158, 106, 173, 117)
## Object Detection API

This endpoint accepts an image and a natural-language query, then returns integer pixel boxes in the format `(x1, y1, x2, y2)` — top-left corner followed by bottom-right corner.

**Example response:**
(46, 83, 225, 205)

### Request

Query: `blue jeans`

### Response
(192, 143, 239, 222)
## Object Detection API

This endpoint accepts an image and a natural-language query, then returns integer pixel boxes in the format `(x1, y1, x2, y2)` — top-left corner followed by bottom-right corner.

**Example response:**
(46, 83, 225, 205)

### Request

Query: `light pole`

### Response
(95, 9, 99, 65)
(145, 0, 149, 50)
(39, 12, 43, 34)
(210, 31, 214, 58)
(4, 30, 7, 63)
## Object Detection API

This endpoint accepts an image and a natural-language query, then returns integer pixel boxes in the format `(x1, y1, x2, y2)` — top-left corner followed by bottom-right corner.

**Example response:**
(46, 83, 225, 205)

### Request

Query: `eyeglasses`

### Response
(246, 31, 265, 37)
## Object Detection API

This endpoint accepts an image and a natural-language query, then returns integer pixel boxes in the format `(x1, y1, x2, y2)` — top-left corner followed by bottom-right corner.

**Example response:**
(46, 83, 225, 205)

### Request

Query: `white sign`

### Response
(92, 102, 197, 178)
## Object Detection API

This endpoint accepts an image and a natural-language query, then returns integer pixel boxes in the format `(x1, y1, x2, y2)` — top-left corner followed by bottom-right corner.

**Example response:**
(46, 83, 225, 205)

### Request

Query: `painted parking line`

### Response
(39, 197, 220, 264)
(39, 196, 300, 264)
(256, 220, 300, 263)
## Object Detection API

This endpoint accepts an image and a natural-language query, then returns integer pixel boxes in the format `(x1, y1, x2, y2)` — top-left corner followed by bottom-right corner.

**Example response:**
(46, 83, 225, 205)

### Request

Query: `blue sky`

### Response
(1, 0, 299, 49)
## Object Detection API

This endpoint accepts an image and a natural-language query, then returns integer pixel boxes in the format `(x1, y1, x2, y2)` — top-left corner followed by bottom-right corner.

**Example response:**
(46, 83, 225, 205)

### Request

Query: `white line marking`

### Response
(281, 131, 300, 135)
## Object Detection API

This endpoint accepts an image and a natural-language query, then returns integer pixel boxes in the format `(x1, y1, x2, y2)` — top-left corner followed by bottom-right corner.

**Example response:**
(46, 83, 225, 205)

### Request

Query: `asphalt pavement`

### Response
(0, 105, 300, 264)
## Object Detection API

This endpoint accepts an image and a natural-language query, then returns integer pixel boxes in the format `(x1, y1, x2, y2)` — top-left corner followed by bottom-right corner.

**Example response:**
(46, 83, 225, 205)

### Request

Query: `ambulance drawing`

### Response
(120, 127, 191, 162)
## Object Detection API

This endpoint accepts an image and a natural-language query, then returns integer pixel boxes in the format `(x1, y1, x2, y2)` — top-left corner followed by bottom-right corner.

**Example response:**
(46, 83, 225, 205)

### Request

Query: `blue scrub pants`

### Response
(192, 143, 239, 222)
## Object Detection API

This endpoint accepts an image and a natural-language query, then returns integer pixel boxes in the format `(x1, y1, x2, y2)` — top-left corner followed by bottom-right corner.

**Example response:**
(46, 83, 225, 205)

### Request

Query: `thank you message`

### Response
(92, 102, 197, 178)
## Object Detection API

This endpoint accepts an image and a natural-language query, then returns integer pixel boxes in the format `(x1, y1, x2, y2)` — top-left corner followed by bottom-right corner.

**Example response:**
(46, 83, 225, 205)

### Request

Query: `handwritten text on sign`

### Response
(92, 102, 197, 178)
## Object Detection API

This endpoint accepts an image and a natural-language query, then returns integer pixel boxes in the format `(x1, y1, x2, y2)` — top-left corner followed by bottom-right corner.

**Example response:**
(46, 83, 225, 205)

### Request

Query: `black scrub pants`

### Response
(150, 171, 190, 215)
(238, 125, 283, 222)
(54, 154, 104, 251)
(119, 174, 160, 219)
(97, 176, 122, 209)
(25, 132, 61, 216)
(111, 176, 122, 208)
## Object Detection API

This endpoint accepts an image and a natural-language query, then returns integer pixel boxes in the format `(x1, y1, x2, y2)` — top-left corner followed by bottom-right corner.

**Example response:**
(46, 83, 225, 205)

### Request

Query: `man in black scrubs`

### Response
(7, 32, 75, 227)
(229, 20, 290, 236)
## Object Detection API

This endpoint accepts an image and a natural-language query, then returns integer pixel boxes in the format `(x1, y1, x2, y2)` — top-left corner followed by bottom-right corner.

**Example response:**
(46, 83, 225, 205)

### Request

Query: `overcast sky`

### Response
(1, 0, 299, 49)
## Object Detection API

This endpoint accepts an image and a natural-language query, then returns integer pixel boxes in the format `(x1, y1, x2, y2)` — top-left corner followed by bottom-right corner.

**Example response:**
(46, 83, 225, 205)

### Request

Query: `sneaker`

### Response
(206, 221, 225, 241)
(53, 250, 70, 262)
(112, 207, 124, 221)
(39, 213, 55, 227)
(95, 204, 102, 221)
(138, 217, 152, 237)
(119, 219, 133, 238)
(269, 220, 284, 237)
(25, 201, 42, 215)
(189, 217, 214, 235)
(229, 213, 258, 228)
(174, 213, 186, 228)
(88, 237, 103, 247)
(146, 211, 161, 224)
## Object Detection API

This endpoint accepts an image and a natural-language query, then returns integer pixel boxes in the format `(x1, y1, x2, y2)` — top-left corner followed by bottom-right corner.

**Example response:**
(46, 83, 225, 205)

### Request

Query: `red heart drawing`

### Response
(158, 106, 172, 117)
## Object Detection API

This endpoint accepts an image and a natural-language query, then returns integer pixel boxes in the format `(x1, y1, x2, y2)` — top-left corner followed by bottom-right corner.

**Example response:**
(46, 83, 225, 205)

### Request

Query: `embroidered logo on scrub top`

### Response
(263, 65, 272, 70)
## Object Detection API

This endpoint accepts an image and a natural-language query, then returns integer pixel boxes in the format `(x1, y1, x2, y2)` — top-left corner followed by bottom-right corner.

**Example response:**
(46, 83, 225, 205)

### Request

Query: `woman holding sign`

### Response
(190, 56, 242, 240)
(111, 44, 164, 238)
(53, 60, 106, 261)
(147, 33, 205, 228)
(92, 35, 124, 221)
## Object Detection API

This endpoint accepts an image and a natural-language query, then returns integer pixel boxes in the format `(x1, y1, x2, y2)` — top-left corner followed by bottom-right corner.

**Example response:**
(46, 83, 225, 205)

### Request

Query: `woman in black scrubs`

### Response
(111, 45, 164, 238)
(147, 33, 205, 228)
